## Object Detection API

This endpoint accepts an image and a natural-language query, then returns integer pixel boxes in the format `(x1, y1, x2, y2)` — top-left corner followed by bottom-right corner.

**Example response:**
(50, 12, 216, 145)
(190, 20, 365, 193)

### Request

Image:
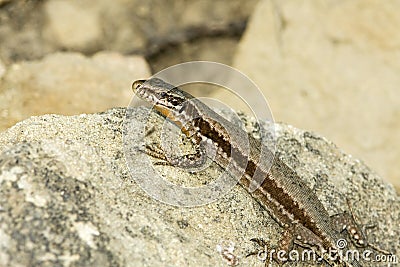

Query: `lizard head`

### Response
(132, 78, 196, 128)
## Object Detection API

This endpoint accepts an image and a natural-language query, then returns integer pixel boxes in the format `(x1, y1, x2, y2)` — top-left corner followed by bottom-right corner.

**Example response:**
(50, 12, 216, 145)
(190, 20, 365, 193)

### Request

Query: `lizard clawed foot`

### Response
(145, 143, 168, 161)
(142, 142, 207, 169)
(247, 238, 269, 258)
(247, 238, 281, 266)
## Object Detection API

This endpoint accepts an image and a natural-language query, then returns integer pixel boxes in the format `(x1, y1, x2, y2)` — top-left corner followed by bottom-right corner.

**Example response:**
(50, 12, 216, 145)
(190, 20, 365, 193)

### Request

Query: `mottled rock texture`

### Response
(0, 108, 398, 266)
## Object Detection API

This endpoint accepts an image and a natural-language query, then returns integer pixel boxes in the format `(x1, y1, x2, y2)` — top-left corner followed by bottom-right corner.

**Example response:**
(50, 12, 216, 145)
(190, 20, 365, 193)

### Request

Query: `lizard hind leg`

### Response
(291, 224, 330, 264)
(247, 224, 333, 266)
(330, 200, 390, 255)
(330, 211, 368, 249)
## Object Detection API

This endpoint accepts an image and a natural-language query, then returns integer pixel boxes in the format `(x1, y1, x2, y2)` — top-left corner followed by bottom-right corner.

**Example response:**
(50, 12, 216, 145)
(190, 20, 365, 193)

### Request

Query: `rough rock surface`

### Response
(0, 52, 150, 132)
(0, 107, 398, 266)
(211, 0, 400, 189)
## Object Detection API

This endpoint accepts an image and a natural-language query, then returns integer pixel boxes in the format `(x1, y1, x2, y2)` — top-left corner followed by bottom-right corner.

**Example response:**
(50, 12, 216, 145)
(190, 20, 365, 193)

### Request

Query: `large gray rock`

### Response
(0, 108, 398, 266)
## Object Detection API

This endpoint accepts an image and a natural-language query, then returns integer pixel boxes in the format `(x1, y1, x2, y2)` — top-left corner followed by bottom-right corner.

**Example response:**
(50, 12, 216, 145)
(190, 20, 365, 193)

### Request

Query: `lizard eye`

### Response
(159, 92, 169, 99)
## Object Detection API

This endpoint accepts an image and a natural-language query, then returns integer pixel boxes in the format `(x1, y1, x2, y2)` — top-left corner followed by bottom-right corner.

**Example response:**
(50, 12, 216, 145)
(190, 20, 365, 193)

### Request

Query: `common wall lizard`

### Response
(132, 78, 376, 266)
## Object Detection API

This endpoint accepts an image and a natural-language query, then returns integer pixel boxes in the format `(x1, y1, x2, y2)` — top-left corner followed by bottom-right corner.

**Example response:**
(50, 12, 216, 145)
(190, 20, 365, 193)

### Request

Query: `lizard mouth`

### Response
(132, 79, 160, 104)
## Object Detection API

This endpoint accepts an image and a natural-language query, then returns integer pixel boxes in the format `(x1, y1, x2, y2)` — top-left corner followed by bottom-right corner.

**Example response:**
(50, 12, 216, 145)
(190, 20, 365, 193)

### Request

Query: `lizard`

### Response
(131, 77, 378, 266)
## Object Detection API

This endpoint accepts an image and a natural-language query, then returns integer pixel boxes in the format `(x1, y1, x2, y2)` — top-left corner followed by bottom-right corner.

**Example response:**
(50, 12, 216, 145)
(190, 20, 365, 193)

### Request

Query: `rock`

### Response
(0, 107, 398, 266)
(0, 0, 258, 63)
(43, 0, 102, 51)
(0, 58, 5, 79)
(0, 51, 150, 132)
(219, 0, 400, 189)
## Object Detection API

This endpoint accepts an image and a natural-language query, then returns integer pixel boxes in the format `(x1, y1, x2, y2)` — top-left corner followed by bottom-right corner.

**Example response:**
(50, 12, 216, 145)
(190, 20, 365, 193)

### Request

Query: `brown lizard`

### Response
(132, 78, 385, 266)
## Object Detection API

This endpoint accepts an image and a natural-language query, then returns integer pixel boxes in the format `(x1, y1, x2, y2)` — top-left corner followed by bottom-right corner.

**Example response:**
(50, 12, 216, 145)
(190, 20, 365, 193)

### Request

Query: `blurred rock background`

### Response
(0, 0, 398, 190)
